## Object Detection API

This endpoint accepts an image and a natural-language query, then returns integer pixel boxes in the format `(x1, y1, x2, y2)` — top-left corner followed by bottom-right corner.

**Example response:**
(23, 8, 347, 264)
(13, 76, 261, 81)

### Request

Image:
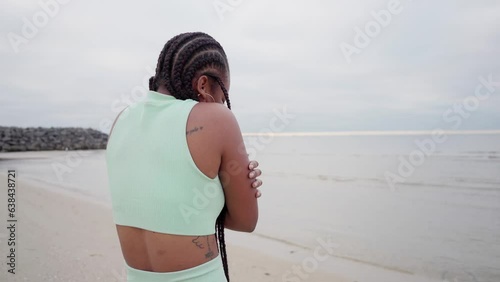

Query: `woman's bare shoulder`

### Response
(189, 103, 238, 128)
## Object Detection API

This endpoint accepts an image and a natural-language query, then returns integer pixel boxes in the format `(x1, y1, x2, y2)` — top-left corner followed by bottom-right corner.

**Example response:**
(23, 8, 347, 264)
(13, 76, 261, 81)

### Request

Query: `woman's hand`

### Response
(248, 160, 263, 198)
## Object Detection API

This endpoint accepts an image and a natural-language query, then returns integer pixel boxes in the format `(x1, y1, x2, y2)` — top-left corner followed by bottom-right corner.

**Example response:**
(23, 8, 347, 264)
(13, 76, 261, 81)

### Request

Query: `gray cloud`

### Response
(1, 0, 499, 133)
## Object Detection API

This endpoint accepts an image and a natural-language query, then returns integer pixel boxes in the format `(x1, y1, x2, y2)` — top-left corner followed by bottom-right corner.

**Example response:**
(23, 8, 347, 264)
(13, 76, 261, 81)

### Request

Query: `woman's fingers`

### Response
(249, 169, 262, 179)
(248, 160, 259, 170)
(248, 160, 263, 198)
(252, 179, 263, 188)
(255, 189, 262, 198)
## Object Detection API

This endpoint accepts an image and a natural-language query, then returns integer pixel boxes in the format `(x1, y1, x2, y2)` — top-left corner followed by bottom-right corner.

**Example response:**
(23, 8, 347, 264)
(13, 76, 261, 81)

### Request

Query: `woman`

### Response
(105, 32, 262, 281)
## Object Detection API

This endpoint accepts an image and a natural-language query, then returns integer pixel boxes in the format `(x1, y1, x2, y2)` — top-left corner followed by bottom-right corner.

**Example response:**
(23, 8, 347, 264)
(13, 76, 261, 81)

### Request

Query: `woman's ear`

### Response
(195, 75, 215, 102)
(195, 75, 210, 96)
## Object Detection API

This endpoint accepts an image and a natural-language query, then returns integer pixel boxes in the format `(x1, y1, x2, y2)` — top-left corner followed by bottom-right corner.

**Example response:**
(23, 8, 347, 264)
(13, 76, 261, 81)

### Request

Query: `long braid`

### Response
(214, 76, 230, 281)
(216, 206, 229, 280)
(150, 32, 232, 281)
(214, 76, 231, 109)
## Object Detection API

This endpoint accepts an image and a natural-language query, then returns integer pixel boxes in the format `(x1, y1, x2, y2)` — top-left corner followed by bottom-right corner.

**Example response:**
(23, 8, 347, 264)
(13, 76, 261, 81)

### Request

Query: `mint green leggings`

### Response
(125, 254, 227, 282)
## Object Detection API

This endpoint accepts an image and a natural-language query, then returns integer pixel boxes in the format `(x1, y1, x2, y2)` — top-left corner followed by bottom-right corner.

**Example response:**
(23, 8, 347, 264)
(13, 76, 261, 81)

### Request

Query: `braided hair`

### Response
(149, 32, 231, 109)
(149, 32, 231, 281)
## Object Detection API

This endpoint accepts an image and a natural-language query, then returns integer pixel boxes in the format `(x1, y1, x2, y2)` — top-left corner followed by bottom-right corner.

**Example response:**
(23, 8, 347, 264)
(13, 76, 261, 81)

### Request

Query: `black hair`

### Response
(149, 32, 231, 110)
(149, 32, 231, 281)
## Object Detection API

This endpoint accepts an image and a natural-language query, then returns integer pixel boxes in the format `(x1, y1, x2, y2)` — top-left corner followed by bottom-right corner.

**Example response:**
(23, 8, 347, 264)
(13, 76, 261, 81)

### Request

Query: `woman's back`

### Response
(105, 31, 259, 282)
(106, 90, 258, 271)
(106, 91, 225, 236)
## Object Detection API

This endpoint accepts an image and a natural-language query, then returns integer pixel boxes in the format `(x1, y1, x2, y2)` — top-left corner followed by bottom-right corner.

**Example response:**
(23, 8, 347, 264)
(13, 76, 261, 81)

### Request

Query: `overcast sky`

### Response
(1, 0, 499, 133)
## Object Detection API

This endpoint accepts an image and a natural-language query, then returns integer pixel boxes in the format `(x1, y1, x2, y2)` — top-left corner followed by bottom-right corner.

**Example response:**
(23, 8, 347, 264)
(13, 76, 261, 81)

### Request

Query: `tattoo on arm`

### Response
(186, 126, 204, 136)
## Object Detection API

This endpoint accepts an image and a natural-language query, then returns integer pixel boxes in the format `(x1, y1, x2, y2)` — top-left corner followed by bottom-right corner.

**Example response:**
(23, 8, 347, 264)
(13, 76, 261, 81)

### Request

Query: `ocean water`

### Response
(1, 132, 499, 282)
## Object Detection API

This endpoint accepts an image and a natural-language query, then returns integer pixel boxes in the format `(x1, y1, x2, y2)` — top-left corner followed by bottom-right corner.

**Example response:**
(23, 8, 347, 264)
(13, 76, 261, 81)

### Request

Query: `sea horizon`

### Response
(241, 129, 500, 136)
(3, 125, 500, 137)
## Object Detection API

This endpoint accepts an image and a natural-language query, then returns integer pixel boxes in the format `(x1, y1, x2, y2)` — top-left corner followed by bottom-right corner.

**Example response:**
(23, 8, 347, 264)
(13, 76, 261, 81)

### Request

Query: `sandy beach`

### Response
(0, 172, 346, 282)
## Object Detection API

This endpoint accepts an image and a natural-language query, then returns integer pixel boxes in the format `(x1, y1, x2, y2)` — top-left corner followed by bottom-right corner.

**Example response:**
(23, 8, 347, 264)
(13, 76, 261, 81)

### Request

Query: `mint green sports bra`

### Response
(105, 90, 225, 236)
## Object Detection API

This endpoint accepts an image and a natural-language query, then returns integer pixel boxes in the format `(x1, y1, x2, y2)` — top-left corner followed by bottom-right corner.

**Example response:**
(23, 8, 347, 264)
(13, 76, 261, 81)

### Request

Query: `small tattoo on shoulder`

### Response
(186, 126, 204, 136)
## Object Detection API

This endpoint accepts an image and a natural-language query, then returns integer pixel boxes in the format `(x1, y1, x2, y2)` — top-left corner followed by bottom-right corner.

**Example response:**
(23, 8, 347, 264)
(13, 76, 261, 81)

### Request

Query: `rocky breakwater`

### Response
(0, 126, 109, 152)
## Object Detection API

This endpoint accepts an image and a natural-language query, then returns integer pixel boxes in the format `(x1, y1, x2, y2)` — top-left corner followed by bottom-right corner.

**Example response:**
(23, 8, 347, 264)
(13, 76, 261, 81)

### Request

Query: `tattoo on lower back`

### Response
(192, 236, 204, 248)
(205, 236, 214, 258)
(191, 236, 214, 259)
(186, 126, 204, 136)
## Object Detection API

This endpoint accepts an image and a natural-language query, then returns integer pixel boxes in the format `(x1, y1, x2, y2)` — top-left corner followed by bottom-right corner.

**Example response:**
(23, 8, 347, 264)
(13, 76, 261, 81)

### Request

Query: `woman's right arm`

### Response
(215, 106, 259, 232)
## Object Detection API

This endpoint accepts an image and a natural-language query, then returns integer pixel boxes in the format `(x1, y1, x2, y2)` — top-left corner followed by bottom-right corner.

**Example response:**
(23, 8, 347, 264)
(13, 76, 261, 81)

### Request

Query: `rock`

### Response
(0, 126, 109, 152)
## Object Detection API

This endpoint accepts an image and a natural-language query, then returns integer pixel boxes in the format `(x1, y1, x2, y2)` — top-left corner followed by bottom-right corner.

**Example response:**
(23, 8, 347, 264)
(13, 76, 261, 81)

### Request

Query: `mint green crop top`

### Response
(105, 90, 225, 236)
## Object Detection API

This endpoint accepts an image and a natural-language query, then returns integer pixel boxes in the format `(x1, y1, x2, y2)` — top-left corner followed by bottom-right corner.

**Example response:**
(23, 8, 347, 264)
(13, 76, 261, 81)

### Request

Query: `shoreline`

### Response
(0, 172, 346, 282)
(0, 149, 490, 281)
